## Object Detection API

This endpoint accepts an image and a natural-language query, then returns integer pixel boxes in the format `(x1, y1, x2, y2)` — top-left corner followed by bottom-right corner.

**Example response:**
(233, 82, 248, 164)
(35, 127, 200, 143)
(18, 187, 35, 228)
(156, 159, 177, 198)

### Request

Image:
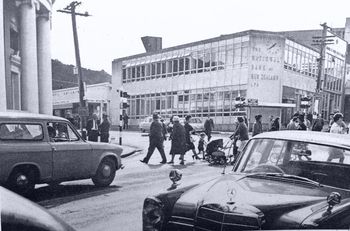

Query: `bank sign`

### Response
(247, 33, 284, 104)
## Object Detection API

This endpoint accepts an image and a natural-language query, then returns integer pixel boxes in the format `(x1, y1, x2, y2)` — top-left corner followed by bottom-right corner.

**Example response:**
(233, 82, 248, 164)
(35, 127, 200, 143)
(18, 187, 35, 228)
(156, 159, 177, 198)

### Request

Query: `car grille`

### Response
(167, 215, 195, 231)
(195, 206, 263, 231)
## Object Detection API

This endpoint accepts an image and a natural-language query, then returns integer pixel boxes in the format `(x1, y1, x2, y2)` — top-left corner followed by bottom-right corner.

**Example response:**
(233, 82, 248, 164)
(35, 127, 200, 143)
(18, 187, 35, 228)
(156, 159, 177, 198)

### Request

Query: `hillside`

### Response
(52, 59, 111, 90)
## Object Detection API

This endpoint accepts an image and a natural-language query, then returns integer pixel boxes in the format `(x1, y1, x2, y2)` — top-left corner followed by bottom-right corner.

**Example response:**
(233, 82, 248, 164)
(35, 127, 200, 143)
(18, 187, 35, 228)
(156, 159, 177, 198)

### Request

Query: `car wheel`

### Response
(92, 158, 116, 187)
(8, 169, 36, 195)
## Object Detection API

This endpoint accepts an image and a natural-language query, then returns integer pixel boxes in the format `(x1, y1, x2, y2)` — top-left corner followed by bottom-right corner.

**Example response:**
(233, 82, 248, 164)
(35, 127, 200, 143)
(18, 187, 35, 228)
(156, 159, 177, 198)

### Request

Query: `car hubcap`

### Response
(102, 164, 111, 177)
(16, 174, 28, 186)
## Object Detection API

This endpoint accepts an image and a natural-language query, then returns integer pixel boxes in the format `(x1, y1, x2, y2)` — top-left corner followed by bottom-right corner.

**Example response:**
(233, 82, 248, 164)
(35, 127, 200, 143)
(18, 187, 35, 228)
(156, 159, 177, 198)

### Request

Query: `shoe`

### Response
(180, 161, 185, 165)
(140, 160, 148, 164)
(167, 161, 174, 164)
(160, 161, 167, 164)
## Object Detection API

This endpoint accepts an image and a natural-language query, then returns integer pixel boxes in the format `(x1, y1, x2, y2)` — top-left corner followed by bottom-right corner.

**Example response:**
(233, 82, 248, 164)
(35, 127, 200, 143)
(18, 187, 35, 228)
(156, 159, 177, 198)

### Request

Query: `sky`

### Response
(51, 0, 350, 74)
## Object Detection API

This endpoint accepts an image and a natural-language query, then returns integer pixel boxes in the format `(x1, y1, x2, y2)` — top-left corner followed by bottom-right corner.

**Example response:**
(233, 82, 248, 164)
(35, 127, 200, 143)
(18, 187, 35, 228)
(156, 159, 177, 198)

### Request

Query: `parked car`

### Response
(1, 186, 75, 230)
(0, 112, 123, 195)
(143, 131, 350, 230)
(139, 116, 170, 133)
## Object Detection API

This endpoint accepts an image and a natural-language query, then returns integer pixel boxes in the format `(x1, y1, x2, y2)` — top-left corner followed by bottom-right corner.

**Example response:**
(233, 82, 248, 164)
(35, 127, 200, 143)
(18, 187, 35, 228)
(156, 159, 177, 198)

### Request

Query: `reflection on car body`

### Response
(143, 131, 350, 230)
(1, 186, 75, 231)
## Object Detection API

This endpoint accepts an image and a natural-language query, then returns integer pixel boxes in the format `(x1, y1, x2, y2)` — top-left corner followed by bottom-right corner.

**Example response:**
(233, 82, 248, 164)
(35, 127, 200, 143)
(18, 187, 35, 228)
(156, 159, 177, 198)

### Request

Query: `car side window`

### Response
(47, 122, 79, 142)
(0, 123, 43, 141)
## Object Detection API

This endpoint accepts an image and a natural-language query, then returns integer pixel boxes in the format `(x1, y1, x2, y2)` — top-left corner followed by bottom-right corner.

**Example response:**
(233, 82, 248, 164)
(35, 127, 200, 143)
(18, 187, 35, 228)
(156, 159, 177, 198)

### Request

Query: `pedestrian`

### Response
(99, 114, 110, 143)
(184, 115, 200, 162)
(330, 113, 345, 134)
(198, 132, 207, 159)
(252, 114, 263, 137)
(86, 113, 100, 142)
(123, 112, 129, 130)
(287, 117, 299, 130)
(140, 113, 167, 164)
(232, 117, 249, 151)
(270, 117, 280, 131)
(204, 115, 214, 141)
(168, 116, 186, 164)
(297, 115, 307, 131)
(160, 118, 168, 140)
(269, 115, 274, 131)
(311, 115, 324, 132)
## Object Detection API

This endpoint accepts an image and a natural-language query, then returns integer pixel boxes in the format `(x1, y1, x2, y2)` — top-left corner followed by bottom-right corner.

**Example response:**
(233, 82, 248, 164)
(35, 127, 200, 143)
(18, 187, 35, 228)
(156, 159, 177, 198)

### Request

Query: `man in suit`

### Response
(86, 113, 100, 142)
(140, 113, 167, 164)
(99, 114, 110, 143)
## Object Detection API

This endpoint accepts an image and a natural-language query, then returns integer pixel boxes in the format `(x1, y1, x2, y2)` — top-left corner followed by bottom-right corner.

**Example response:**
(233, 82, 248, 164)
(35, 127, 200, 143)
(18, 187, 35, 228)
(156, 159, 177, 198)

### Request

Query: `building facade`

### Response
(0, 0, 53, 114)
(53, 82, 111, 120)
(112, 30, 347, 130)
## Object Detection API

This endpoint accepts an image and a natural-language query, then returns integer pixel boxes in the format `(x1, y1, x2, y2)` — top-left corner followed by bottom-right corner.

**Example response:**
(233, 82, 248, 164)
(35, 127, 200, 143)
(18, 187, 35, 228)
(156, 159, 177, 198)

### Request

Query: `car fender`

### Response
(7, 162, 43, 182)
(94, 152, 122, 173)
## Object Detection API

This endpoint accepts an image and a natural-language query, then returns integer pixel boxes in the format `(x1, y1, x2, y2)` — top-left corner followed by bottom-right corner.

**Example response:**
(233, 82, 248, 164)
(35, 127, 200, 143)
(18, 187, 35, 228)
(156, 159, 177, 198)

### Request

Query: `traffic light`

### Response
(300, 96, 311, 108)
(120, 91, 130, 98)
(235, 96, 246, 108)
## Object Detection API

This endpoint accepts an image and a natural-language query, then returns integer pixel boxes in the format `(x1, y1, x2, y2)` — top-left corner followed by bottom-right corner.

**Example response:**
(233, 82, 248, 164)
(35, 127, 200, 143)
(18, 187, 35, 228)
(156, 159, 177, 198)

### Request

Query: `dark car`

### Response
(143, 131, 350, 230)
(0, 112, 123, 194)
(1, 186, 75, 230)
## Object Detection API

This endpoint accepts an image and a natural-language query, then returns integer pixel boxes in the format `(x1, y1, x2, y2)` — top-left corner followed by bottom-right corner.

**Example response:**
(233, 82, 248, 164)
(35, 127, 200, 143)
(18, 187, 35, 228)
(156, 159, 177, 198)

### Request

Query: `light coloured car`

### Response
(0, 112, 123, 195)
(139, 116, 153, 133)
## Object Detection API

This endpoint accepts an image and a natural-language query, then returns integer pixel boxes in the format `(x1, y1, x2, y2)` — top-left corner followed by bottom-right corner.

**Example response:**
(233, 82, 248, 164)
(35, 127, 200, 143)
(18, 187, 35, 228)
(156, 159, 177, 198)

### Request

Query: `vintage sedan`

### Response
(0, 112, 123, 194)
(143, 131, 350, 230)
(1, 186, 75, 230)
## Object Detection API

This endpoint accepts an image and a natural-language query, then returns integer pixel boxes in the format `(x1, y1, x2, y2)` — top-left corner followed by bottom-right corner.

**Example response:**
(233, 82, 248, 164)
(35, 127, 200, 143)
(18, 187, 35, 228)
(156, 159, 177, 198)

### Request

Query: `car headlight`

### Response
(143, 197, 164, 231)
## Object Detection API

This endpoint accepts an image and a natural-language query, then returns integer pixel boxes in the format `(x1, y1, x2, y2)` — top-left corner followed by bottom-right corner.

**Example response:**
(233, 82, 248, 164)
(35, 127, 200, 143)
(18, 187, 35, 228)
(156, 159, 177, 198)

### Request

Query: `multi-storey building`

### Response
(0, 0, 54, 114)
(111, 29, 347, 130)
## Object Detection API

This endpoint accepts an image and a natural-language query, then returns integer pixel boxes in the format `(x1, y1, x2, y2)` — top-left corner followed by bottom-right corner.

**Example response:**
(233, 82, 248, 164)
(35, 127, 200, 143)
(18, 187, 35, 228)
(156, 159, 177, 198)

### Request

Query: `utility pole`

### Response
(58, 2, 91, 134)
(312, 23, 334, 118)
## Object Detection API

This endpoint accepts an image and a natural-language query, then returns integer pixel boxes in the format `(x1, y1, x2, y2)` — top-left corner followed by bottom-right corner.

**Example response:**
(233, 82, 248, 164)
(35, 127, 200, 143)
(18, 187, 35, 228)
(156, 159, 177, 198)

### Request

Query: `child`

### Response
(198, 132, 207, 159)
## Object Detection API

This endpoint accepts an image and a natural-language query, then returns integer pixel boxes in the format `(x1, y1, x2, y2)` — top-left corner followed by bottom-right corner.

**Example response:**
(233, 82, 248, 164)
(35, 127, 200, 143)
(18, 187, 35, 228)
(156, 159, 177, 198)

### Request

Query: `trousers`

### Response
(143, 139, 166, 163)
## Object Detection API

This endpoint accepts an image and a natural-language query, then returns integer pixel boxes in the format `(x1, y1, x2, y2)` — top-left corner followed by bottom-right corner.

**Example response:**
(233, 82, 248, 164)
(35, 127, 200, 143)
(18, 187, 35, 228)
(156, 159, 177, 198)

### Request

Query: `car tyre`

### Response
(92, 158, 116, 187)
(8, 169, 35, 195)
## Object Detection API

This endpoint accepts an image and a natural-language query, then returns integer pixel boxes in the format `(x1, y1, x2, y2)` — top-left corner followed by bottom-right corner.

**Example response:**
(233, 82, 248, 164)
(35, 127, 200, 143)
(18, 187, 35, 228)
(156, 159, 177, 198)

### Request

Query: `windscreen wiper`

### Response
(245, 172, 322, 187)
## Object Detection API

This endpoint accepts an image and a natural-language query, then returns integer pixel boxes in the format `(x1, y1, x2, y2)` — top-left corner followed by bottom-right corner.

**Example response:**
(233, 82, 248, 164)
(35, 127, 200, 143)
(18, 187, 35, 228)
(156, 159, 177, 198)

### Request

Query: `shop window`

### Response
(161, 62, 166, 78)
(197, 51, 204, 72)
(179, 58, 184, 74)
(122, 69, 127, 80)
(204, 50, 210, 71)
(151, 63, 156, 77)
(185, 58, 190, 74)
(173, 59, 178, 75)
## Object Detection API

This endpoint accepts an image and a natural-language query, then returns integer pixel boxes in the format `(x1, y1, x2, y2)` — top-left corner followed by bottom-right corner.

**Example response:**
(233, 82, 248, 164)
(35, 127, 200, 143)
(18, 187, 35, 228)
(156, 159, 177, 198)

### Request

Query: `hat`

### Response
(255, 114, 262, 120)
(200, 132, 206, 137)
(185, 115, 192, 121)
(172, 116, 180, 122)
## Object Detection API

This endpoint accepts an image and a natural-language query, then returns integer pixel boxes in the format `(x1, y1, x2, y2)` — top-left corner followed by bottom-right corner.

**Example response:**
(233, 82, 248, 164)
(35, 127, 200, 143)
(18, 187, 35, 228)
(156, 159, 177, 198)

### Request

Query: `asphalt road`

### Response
(31, 131, 231, 231)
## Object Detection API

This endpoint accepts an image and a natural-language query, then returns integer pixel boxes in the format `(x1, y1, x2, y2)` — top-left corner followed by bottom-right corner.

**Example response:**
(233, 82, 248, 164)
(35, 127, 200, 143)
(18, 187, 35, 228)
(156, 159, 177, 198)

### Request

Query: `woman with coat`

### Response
(168, 116, 186, 165)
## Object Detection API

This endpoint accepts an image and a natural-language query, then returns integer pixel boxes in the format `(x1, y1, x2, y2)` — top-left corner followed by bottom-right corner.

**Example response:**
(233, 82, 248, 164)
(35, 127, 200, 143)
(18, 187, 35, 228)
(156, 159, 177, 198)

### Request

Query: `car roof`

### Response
(0, 111, 68, 122)
(253, 131, 350, 149)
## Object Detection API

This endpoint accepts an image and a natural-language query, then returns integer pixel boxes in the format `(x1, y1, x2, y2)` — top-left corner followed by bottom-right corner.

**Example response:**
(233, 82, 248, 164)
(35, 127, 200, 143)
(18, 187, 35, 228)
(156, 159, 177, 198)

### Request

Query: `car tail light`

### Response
(143, 197, 164, 231)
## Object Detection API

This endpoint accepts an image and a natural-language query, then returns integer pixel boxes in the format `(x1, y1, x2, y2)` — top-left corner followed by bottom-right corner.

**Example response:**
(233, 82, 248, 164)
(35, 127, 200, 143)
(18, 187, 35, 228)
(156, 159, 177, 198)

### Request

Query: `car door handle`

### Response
(52, 147, 56, 151)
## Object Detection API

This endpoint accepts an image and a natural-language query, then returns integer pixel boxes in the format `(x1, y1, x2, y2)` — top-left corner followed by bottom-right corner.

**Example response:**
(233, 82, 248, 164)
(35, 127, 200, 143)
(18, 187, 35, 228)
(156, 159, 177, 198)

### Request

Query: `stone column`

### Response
(19, 0, 39, 113)
(37, 11, 52, 114)
(0, 0, 7, 112)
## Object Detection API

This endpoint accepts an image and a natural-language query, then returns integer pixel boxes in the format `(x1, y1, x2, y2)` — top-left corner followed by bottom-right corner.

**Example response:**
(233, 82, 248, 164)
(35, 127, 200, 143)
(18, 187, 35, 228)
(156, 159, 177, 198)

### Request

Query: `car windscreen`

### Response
(0, 123, 44, 141)
(236, 138, 350, 189)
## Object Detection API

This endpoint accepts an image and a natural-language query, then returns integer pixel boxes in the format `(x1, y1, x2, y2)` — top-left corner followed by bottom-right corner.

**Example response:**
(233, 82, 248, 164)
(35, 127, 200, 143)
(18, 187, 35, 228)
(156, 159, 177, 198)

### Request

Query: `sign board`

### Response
(247, 98, 259, 106)
(78, 107, 89, 116)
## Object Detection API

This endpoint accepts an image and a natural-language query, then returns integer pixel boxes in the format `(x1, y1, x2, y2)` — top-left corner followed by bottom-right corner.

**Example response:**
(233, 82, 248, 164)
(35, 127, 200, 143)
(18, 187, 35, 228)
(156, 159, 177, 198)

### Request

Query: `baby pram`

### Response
(205, 137, 239, 165)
